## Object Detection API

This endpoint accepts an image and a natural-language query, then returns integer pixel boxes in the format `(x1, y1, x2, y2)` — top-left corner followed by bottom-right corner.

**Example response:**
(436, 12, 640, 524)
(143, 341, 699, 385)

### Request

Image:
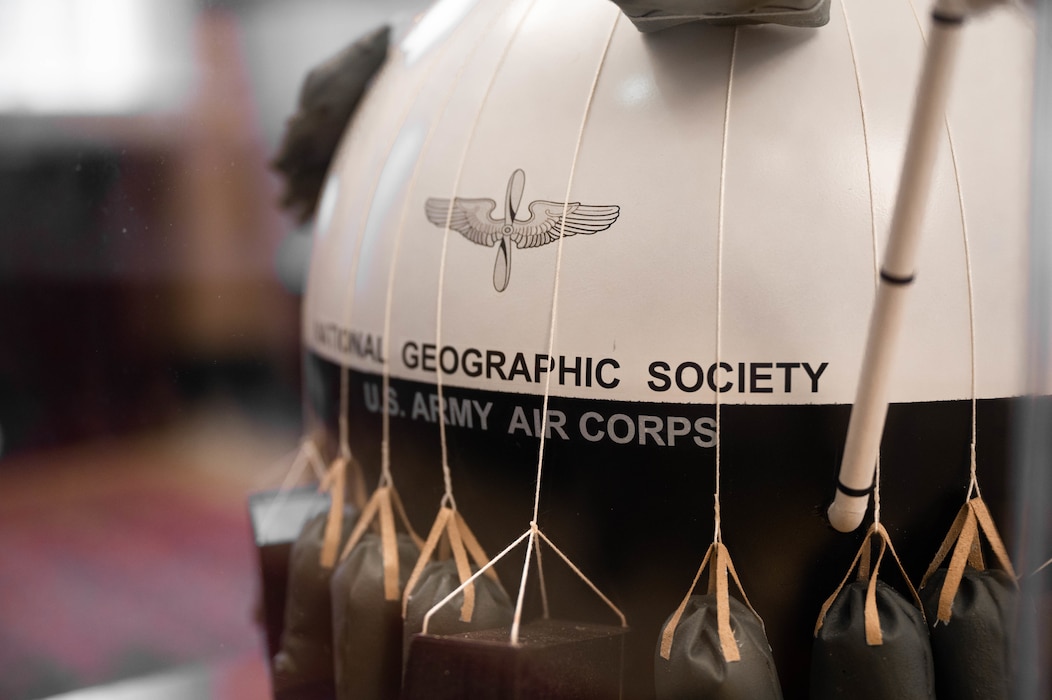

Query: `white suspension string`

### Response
(510, 10, 621, 644)
(334, 111, 393, 463)
(370, 32, 466, 489)
(383, 3, 510, 510)
(950, 130, 981, 501)
(423, 529, 532, 635)
(257, 438, 328, 537)
(333, 57, 399, 465)
(434, 0, 539, 511)
(712, 27, 737, 545)
(904, 0, 981, 502)
(873, 456, 881, 525)
(339, 366, 351, 460)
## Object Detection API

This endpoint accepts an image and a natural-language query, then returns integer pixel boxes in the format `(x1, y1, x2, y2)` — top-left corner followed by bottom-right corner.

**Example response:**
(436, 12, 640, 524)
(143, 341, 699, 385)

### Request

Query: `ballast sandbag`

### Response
(272, 506, 357, 697)
(331, 532, 419, 700)
(403, 558, 514, 660)
(811, 579, 934, 699)
(919, 497, 1019, 700)
(655, 594, 783, 700)
(921, 567, 1017, 700)
(811, 523, 934, 700)
(656, 542, 782, 700)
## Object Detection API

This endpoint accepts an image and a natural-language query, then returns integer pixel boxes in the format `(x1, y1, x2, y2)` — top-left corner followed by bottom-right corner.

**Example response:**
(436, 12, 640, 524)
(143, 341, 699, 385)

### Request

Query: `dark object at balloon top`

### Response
(272, 25, 390, 222)
(609, 0, 831, 31)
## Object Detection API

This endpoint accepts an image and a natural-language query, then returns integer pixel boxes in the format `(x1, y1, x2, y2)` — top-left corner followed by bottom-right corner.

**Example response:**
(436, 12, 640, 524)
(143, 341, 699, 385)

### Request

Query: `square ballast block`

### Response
(402, 619, 629, 700)
(247, 487, 329, 660)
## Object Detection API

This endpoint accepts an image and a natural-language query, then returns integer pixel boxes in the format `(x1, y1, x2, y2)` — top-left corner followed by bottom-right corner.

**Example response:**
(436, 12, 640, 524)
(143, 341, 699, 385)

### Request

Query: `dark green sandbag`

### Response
(654, 594, 783, 700)
(811, 580, 935, 700)
(272, 506, 358, 697)
(402, 558, 514, 662)
(920, 567, 1018, 700)
(331, 532, 419, 700)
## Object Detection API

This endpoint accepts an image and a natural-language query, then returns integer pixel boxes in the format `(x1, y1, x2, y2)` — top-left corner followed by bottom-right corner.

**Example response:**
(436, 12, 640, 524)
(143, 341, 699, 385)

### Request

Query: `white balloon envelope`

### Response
(302, 0, 1035, 694)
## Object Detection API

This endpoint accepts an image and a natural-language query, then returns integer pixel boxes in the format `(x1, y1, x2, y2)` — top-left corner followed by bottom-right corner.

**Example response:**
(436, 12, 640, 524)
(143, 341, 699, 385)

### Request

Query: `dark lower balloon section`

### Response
(304, 352, 1015, 700)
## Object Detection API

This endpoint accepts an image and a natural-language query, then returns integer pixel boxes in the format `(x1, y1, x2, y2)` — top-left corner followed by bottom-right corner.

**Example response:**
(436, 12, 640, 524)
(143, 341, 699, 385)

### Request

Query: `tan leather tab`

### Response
(659, 544, 714, 660)
(858, 534, 872, 582)
(446, 515, 476, 623)
(455, 511, 501, 584)
(967, 533, 986, 571)
(319, 458, 347, 569)
(877, 523, 925, 619)
(378, 489, 400, 601)
(339, 487, 382, 563)
(970, 498, 1017, 581)
(816, 524, 875, 636)
(402, 508, 453, 617)
(390, 486, 423, 548)
(348, 457, 368, 512)
(864, 534, 887, 646)
(937, 507, 978, 623)
(922, 502, 970, 588)
(723, 546, 762, 627)
(714, 544, 741, 662)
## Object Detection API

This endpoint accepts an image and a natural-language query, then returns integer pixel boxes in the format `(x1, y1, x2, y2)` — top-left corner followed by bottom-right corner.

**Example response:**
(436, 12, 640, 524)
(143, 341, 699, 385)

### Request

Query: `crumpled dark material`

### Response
(331, 532, 420, 700)
(608, 0, 830, 31)
(272, 25, 390, 222)
(920, 567, 1018, 700)
(811, 580, 935, 700)
(403, 558, 514, 661)
(654, 594, 783, 700)
(272, 506, 358, 698)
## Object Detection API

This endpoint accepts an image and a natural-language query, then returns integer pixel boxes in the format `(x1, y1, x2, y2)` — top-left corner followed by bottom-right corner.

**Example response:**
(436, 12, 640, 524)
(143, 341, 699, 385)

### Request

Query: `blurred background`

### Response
(0, 0, 427, 697)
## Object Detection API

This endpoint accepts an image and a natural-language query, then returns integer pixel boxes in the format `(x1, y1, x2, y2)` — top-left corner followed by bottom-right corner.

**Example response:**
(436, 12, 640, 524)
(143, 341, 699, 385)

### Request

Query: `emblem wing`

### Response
(512, 200, 620, 249)
(424, 197, 503, 247)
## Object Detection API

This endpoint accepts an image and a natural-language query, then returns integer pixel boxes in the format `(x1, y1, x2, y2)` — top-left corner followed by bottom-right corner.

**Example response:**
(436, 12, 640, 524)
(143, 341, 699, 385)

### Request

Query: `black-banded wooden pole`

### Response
(829, 0, 1004, 532)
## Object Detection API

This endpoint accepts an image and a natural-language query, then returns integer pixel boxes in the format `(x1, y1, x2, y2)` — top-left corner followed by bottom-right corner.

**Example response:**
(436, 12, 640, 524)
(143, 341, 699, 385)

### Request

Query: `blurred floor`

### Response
(0, 404, 299, 700)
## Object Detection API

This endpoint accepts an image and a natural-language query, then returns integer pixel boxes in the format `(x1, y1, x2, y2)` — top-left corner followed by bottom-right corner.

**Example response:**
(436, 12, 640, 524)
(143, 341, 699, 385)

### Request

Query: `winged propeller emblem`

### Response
(425, 169, 620, 292)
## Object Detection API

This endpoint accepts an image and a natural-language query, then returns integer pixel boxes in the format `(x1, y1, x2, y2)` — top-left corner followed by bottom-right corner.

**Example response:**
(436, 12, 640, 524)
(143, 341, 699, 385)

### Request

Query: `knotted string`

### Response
(376, 38, 462, 492)
(815, 522, 924, 646)
(388, 2, 516, 619)
(660, 29, 760, 666)
(920, 498, 1017, 623)
(428, 0, 526, 512)
(510, 9, 622, 645)
(904, 0, 982, 504)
